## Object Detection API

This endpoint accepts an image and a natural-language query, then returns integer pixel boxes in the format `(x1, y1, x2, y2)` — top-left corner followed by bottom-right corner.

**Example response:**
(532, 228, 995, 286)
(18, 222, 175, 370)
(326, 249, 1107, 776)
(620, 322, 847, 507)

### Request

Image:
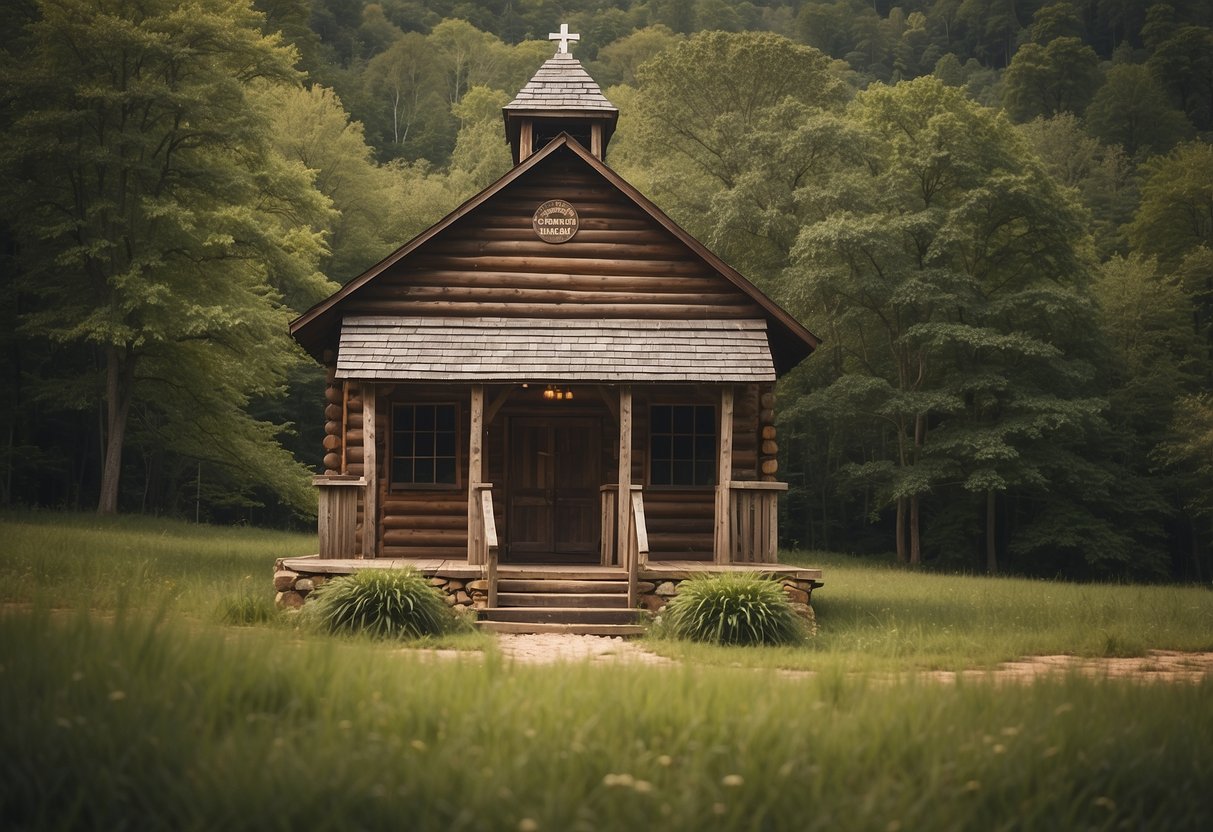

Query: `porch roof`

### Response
(335, 316, 777, 382)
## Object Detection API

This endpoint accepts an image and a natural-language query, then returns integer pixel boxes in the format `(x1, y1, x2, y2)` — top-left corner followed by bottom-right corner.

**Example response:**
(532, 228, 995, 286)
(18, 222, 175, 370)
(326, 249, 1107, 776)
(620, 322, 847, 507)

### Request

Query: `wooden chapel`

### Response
(281, 27, 823, 631)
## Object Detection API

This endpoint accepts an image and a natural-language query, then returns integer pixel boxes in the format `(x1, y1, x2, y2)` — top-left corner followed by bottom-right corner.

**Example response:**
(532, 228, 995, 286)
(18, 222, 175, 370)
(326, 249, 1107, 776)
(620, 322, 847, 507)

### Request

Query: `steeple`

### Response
(502, 24, 619, 164)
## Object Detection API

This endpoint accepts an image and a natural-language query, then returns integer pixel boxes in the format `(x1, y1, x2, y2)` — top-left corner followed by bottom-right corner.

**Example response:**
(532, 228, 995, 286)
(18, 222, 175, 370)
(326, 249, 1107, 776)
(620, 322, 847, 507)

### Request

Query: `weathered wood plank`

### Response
(363, 383, 378, 558)
(714, 385, 734, 564)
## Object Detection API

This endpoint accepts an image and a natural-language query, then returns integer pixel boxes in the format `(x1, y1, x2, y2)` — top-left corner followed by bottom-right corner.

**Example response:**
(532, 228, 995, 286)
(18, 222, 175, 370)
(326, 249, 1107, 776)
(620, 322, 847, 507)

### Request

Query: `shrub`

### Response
(662, 574, 806, 646)
(308, 569, 458, 639)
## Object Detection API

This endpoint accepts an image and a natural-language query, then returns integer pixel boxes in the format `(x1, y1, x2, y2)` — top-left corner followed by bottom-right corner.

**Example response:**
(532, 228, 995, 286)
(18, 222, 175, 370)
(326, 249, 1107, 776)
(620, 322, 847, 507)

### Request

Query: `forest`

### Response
(1, 0, 1210, 580)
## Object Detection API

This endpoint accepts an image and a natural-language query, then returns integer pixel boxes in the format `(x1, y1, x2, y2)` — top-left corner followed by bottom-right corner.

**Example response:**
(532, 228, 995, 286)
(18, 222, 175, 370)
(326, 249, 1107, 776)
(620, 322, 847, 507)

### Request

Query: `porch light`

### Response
(543, 385, 573, 401)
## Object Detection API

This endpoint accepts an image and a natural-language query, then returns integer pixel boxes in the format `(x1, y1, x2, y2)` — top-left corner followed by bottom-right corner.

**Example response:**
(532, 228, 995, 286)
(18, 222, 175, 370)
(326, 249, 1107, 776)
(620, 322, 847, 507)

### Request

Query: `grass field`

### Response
(2, 511, 1212, 830)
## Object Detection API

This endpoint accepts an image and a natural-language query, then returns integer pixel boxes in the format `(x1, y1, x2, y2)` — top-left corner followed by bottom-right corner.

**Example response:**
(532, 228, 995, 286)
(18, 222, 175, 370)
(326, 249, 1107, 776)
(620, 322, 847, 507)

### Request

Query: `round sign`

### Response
(532, 199, 579, 244)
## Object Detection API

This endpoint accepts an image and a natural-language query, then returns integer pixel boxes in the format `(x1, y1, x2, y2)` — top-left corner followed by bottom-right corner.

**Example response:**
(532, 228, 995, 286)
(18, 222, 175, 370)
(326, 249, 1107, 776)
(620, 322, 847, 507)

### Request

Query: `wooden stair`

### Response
(477, 576, 647, 636)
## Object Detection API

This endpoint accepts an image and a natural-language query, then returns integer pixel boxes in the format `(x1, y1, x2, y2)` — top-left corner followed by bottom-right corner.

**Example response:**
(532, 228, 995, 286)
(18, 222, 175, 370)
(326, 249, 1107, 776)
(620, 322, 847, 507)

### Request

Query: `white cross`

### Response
(548, 23, 579, 54)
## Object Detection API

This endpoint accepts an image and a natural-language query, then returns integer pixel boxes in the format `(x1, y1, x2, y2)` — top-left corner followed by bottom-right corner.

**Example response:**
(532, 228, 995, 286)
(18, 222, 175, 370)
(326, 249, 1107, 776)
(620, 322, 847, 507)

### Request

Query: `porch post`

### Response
(363, 382, 378, 558)
(617, 386, 633, 568)
(467, 384, 485, 564)
(713, 385, 735, 564)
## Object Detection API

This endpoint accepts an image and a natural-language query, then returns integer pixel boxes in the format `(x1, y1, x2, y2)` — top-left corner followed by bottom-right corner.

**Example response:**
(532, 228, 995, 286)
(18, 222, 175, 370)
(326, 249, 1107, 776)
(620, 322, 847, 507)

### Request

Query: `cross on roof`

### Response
(548, 23, 579, 54)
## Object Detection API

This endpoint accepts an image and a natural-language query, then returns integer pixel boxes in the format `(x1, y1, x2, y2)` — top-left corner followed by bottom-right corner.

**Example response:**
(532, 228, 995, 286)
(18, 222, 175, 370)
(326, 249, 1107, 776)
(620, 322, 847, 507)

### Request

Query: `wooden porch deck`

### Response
(280, 555, 823, 584)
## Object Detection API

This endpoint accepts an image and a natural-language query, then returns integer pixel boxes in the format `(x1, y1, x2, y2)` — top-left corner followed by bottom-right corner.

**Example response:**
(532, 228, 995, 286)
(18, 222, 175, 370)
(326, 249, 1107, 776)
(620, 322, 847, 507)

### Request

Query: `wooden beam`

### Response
(520, 120, 532, 160)
(591, 123, 603, 159)
(714, 385, 734, 564)
(362, 383, 378, 558)
(617, 386, 633, 570)
(467, 384, 485, 564)
(485, 386, 511, 425)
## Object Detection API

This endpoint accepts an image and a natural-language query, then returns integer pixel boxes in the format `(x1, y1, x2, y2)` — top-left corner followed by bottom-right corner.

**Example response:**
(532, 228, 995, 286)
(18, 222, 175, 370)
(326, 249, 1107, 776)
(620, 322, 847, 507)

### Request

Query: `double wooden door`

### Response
(507, 417, 600, 562)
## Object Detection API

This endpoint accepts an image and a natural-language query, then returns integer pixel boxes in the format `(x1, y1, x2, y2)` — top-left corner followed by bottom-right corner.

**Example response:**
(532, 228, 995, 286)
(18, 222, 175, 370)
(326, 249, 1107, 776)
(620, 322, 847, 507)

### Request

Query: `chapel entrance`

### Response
(506, 417, 601, 562)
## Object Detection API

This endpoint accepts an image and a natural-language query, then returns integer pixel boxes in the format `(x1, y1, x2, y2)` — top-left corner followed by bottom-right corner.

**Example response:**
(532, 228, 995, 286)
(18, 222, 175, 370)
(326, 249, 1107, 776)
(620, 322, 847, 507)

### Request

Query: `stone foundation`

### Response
(274, 559, 818, 633)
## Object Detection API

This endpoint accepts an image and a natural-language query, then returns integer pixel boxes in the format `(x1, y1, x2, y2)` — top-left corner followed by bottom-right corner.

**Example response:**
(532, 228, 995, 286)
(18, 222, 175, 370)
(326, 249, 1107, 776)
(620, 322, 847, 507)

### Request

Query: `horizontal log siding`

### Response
(347, 157, 765, 322)
(377, 385, 470, 558)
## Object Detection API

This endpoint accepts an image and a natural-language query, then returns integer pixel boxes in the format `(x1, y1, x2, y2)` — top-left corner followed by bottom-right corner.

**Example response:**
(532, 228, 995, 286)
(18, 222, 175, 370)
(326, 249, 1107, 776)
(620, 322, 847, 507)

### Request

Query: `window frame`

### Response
(388, 401, 462, 491)
(647, 402, 718, 490)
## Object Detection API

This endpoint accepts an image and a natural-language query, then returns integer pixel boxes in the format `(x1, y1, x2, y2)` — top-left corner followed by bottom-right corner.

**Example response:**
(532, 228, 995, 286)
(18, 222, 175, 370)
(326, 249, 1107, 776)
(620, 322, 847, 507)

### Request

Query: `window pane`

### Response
(414, 458, 434, 483)
(436, 431, 456, 456)
(415, 432, 435, 456)
(672, 461, 693, 485)
(695, 405, 715, 433)
(436, 404, 456, 430)
(651, 461, 670, 486)
(672, 406, 694, 433)
(392, 459, 412, 483)
(416, 405, 435, 431)
(695, 460, 715, 486)
(395, 406, 414, 429)
(652, 406, 671, 433)
(673, 435, 693, 460)
(651, 434, 671, 462)
(435, 458, 456, 484)
(695, 435, 715, 462)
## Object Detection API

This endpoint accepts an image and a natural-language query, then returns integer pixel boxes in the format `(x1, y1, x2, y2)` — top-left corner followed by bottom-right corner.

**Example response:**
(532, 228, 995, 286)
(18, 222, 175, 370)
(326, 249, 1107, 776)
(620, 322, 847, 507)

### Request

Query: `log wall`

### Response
(343, 154, 765, 323)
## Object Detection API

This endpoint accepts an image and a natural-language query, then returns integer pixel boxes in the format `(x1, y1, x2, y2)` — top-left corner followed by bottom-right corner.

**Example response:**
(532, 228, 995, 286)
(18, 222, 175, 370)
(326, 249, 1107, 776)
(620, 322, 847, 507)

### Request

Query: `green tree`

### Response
(1002, 37, 1102, 121)
(0, 0, 335, 514)
(1085, 63, 1193, 157)
(591, 25, 683, 87)
(787, 78, 1106, 570)
(254, 83, 411, 282)
(1128, 141, 1213, 266)
(622, 31, 852, 280)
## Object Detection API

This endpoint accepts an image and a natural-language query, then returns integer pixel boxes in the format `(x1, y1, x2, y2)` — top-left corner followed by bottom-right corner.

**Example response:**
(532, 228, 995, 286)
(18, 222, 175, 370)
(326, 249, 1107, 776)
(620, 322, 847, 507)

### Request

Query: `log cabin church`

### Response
(276, 27, 823, 633)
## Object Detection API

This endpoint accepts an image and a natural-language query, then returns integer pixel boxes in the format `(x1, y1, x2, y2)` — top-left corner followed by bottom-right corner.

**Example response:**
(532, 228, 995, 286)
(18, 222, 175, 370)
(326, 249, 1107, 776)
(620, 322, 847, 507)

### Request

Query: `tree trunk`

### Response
(97, 345, 135, 515)
(909, 493, 921, 565)
(895, 496, 907, 563)
(986, 489, 998, 575)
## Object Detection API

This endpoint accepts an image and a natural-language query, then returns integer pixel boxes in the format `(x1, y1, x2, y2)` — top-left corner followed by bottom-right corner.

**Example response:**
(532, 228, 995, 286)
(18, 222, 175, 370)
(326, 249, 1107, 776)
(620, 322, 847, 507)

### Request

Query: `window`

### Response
(392, 403, 458, 486)
(650, 404, 716, 487)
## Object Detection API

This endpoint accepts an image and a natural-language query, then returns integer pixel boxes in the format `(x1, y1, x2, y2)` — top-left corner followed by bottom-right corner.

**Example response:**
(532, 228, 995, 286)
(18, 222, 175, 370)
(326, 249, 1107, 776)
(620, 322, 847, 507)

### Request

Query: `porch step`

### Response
(480, 607, 645, 625)
(476, 621, 648, 636)
(496, 579, 629, 594)
(497, 592, 629, 608)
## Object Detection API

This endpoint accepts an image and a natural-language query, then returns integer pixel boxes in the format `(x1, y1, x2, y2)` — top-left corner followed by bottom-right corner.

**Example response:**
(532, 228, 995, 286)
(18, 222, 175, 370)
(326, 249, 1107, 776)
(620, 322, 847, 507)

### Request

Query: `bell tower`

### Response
(502, 24, 620, 165)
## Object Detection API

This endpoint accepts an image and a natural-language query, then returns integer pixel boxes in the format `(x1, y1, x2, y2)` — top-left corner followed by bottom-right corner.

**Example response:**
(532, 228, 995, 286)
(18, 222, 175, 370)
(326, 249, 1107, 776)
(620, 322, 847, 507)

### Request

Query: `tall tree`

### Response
(0, 0, 335, 514)
(621, 31, 852, 281)
(787, 77, 1105, 569)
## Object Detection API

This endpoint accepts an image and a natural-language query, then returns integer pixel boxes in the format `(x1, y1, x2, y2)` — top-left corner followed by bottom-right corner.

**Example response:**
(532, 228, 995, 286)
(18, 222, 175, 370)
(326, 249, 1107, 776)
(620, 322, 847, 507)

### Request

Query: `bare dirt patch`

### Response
(925, 650, 1213, 684)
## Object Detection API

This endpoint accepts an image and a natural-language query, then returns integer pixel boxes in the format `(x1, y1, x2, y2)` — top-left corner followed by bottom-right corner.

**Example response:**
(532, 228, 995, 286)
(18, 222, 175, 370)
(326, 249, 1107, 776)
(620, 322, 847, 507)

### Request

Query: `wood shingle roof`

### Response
(504, 52, 617, 113)
(336, 317, 777, 382)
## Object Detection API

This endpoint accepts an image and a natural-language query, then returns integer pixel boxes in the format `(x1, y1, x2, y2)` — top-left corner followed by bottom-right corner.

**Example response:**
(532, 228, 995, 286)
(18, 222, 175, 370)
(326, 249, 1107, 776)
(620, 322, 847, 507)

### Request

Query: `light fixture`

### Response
(543, 385, 573, 401)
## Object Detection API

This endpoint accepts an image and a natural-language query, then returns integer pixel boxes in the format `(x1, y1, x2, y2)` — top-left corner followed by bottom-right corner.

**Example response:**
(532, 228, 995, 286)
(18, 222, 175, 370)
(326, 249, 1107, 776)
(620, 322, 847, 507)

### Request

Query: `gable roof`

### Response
(289, 134, 819, 375)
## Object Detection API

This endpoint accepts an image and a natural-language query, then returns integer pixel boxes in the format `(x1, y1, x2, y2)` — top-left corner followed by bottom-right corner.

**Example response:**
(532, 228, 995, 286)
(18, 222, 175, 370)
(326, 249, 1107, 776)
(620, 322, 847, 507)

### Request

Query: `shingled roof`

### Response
(504, 52, 617, 113)
(336, 317, 777, 383)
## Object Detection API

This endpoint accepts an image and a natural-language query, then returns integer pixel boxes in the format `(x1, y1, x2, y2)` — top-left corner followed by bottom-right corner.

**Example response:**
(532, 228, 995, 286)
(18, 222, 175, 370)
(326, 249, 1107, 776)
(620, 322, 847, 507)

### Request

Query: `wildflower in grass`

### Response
(108, 690, 125, 701)
(632, 780, 654, 794)
(993, 744, 1006, 754)
(712, 803, 727, 815)
(603, 773, 635, 788)
(721, 774, 744, 787)
(518, 820, 538, 832)
(410, 739, 427, 751)
(963, 780, 981, 792)
(657, 754, 673, 767)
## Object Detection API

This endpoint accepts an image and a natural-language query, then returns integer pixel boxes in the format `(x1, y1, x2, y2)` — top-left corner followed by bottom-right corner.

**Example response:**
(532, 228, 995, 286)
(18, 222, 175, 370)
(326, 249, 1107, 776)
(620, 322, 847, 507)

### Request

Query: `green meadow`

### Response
(2, 511, 1212, 830)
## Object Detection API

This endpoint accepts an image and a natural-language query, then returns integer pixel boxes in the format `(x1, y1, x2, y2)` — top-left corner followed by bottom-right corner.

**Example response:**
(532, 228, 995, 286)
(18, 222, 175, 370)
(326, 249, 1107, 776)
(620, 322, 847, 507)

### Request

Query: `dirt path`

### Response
(483, 634, 1213, 682)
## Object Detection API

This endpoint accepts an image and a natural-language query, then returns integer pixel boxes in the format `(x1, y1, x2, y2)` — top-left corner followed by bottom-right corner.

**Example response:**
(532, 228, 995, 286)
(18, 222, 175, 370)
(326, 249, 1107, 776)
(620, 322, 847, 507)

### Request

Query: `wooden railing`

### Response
(473, 484, 500, 607)
(600, 484, 649, 607)
(728, 481, 788, 563)
(626, 487, 648, 608)
(313, 475, 365, 558)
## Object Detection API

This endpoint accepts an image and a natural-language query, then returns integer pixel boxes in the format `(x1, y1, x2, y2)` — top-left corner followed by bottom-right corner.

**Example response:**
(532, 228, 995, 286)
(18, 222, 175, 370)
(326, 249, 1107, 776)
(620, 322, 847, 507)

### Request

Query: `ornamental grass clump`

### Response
(663, 574, 806, 646)
(309, 568, 457, 639)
